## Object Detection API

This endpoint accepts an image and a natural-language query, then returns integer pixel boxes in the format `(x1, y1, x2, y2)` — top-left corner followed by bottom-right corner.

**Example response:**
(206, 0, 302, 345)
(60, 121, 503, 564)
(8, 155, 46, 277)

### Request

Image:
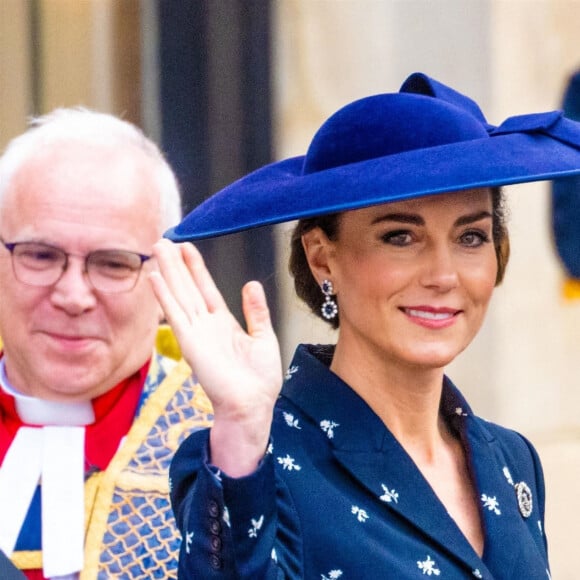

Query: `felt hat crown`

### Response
(167, 72, 580, 241)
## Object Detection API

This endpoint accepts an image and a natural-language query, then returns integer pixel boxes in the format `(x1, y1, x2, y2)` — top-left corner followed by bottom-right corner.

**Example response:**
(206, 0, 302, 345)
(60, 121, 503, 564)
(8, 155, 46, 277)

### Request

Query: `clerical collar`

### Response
(0, 358, 95, 426)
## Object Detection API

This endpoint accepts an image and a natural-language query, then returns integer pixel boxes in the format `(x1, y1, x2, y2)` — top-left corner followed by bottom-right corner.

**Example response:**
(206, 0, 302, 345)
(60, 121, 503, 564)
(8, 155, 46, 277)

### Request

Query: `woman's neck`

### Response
(329, 339, 483, 556)
(330, 338, 448, 455)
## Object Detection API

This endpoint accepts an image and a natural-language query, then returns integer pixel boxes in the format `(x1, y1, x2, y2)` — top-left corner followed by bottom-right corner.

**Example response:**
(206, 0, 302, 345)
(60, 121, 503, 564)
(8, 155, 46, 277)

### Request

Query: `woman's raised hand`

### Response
(150, 239, 283, 476)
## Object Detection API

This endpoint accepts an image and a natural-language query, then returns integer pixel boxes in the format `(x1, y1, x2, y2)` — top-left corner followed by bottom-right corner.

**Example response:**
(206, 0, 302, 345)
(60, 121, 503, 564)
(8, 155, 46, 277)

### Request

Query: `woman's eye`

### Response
(382, 231, 413, 246)
(460, 230, 490, 247)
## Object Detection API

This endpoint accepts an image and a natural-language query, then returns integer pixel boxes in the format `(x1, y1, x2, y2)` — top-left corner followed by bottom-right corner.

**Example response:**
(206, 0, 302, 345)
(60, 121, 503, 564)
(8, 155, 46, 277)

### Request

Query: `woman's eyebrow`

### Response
(370, 209, 492, 227)
(371, 212, 424, 226)
(454, 210, 493, 227)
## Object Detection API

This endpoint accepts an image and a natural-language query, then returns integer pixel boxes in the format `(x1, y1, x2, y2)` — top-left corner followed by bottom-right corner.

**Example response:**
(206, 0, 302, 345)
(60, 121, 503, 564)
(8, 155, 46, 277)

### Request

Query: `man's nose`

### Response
(49, 257, 97, 314)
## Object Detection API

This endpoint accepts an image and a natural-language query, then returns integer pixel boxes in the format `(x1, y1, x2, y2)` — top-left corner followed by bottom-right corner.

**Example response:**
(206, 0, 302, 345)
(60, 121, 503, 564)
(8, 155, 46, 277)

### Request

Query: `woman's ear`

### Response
(301, 227, 335, 286)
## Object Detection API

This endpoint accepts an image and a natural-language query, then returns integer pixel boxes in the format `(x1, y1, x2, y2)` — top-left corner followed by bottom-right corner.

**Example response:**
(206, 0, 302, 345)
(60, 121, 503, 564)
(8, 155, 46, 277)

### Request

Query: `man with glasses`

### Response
(0, 109, 212, 579)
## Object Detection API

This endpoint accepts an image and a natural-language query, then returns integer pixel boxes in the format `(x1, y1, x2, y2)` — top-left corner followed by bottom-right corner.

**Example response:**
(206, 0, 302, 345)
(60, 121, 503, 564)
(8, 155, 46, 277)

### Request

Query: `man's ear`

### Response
(301, 227, 335, 287)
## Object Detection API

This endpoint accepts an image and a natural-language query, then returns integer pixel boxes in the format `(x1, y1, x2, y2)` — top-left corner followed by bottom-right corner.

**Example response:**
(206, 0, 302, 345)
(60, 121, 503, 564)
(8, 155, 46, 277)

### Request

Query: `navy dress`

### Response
(170, 344, 550, 579)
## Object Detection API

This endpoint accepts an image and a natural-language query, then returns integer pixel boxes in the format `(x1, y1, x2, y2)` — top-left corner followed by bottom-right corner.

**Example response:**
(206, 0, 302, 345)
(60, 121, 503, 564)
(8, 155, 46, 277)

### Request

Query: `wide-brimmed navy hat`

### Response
(167, 72, 580, 241)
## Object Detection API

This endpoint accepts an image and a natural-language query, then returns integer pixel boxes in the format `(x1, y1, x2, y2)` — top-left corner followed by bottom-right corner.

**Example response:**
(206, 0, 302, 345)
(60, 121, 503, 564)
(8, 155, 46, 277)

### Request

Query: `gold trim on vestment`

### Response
(80, 356, 201, 579)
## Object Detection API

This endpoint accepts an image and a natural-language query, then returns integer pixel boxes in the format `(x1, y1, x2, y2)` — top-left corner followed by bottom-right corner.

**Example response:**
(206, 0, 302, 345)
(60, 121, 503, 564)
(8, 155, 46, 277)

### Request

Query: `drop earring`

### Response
(320, 279, 338, 320)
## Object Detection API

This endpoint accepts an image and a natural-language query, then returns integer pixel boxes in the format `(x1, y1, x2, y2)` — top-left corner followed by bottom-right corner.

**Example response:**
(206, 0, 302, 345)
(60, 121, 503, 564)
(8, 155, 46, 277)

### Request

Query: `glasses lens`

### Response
(87, 250, 145, 292)
(11, 243, 65, 285)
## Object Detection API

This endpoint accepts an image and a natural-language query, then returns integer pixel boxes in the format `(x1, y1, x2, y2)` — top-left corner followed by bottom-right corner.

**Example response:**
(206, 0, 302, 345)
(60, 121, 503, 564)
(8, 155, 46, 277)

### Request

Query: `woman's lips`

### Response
(401, 306, 461, 328)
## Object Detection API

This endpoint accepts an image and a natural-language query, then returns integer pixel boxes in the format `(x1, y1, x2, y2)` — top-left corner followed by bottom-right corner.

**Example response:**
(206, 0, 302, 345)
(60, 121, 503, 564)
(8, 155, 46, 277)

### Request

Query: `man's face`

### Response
(0, 142, 164, 401)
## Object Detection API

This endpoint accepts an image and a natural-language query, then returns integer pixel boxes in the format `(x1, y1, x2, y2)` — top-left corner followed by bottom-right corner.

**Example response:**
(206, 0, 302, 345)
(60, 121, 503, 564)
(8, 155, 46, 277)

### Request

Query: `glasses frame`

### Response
(0, 238, 152, 293)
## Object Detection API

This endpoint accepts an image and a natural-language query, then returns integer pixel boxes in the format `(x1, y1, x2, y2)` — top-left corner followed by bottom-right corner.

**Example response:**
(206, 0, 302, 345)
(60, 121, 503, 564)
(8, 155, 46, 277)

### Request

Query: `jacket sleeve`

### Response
(169, 428, 285, 579)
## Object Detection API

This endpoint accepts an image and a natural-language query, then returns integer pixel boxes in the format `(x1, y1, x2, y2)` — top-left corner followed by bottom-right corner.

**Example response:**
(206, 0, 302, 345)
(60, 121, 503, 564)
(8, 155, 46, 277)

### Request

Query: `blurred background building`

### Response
(1, 0, 579, 576)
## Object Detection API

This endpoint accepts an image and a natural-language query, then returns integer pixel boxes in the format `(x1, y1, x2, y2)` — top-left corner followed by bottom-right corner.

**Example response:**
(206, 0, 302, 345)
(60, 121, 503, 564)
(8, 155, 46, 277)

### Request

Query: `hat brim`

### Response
(167, 130, 580, 241)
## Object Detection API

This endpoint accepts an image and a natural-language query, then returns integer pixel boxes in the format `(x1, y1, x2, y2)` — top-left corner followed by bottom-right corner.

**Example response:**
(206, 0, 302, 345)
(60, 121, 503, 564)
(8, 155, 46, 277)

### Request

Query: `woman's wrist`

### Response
(209, 408, 273, 478)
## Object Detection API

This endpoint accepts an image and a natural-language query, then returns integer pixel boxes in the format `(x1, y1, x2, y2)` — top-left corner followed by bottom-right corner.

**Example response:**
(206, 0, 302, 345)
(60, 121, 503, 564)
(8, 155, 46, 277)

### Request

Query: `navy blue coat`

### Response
(170, 344, 550, 579)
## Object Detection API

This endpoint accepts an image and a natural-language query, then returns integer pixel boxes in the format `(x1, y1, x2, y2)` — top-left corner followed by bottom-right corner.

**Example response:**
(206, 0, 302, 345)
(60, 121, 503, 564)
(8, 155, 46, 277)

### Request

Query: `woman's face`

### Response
(310, 189, 497, 371)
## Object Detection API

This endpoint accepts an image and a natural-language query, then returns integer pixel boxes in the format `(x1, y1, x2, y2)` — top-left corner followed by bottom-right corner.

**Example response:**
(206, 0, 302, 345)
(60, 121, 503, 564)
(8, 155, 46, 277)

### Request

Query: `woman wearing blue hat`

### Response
(151, 73, 580, 578)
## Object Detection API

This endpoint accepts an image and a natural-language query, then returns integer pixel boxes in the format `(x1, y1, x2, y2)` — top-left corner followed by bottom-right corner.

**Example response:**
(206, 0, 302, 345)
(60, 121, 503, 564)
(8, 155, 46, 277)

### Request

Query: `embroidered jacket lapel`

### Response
(282, 345, 490, 574)
(330, 429, 488, 573)
(463, 416, 534, 577)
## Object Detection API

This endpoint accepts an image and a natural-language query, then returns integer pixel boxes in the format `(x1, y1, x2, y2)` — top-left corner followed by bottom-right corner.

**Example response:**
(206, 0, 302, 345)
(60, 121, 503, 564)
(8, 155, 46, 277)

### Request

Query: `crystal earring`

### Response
(320, 279, 338, 320)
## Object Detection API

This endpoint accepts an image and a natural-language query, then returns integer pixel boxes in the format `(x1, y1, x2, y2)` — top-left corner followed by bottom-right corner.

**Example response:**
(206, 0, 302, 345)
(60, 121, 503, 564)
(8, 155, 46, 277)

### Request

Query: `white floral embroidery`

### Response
(285, 365, 299, 380)
(472, 569, 483, 578)
(502, 466, 514, 486)
(351, 505, 369, 522)
(185, 530, 194, 554)
(322, 570, 343, 580)
(379, 484, 399, 504)
(248, 515, 264, 538)
(481, 494, 501, 515)
(277, 454, 302, 471)
(284, 412, 302, 429)
(417, 555, 441, 576)
(320, 419, 340, 439)
(223, 506, 231, 528)
(267, 442, 274, 455)
(455, 407, 468, 417)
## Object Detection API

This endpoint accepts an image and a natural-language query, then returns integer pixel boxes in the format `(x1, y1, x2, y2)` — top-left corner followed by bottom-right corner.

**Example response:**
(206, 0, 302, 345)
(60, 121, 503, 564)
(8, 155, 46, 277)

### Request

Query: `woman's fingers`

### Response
(150, 239, 282, 401)
(150, 240, 244, 364)
(149, 269, 190, 333)
(152, 240, 208, 319)
(242, 281, 273, 338)
(180, 242, 228, 313)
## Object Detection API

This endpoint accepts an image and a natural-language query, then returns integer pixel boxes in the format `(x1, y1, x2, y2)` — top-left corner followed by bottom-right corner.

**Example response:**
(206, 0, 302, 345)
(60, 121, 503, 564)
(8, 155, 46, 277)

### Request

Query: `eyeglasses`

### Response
(0, 239, 152, 293)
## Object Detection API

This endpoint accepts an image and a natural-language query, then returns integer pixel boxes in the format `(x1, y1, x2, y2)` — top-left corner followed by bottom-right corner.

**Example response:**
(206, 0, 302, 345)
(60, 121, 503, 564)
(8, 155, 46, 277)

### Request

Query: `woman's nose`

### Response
(419, 245, 459, 291)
